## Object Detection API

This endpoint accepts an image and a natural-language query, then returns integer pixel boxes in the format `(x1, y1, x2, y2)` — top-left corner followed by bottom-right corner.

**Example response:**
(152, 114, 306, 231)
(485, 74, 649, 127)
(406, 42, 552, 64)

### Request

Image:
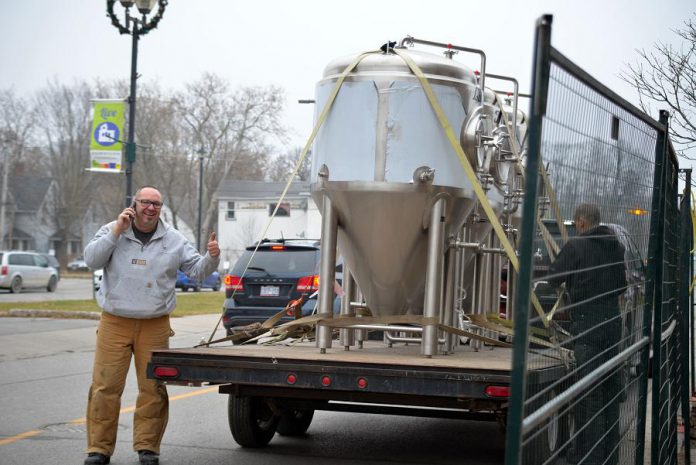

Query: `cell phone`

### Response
(128, 201, 136, 221)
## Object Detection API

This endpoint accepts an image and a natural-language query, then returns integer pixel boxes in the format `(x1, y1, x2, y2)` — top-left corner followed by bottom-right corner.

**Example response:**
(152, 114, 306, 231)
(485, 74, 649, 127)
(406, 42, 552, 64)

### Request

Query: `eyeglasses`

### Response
(135, 199, 163, 209)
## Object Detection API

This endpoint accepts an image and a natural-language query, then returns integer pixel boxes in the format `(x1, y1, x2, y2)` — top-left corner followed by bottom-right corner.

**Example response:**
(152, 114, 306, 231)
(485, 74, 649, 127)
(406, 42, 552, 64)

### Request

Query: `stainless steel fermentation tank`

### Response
(310, 40, 526, 355)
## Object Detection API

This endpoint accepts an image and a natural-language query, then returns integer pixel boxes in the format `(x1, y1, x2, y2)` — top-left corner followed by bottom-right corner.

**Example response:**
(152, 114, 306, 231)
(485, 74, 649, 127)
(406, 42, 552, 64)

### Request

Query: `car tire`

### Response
(276, 409, 314, 436)
(10, 276, 22, 293)
(228, 395, 278, 448)
(193, 284, 201, 292)
(213, 282, 220, 292)
(47, 276, 58, 292)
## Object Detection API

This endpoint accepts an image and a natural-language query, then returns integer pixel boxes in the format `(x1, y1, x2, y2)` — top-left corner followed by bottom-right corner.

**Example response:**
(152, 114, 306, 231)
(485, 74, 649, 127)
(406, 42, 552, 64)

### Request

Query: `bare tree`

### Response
(132, 81, 196, 230)
(4, 74, 289, 261)
(174, 73, 287, 248)
(266, 146, 311, 182)
(620, 14, 696, 158)
(34, 80, 97, 260)
(0, 89, 35, 248)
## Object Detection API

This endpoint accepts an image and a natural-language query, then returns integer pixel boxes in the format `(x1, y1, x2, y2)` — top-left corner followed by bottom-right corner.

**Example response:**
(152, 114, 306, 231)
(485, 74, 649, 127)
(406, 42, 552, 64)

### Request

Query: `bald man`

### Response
(83, 186, 220, 465)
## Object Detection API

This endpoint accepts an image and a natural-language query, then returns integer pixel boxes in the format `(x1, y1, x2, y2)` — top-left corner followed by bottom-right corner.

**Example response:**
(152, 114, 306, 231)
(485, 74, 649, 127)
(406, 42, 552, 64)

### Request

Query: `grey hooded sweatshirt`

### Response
(84, 219, 219, 319)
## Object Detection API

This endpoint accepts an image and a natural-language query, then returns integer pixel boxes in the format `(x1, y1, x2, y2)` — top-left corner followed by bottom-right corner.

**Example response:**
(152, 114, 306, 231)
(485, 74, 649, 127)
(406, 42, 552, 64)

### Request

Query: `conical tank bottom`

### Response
(312, 182, 478, 317)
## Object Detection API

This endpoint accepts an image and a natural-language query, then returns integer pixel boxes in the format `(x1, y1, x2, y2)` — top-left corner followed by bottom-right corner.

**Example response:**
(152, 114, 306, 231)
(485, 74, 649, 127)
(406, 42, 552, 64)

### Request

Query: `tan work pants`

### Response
(86, 311, 171, 456)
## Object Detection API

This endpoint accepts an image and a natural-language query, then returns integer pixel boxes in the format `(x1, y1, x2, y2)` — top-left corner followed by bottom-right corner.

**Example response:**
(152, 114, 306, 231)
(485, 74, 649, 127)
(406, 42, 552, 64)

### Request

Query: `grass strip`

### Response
(0, 291, 224, 317)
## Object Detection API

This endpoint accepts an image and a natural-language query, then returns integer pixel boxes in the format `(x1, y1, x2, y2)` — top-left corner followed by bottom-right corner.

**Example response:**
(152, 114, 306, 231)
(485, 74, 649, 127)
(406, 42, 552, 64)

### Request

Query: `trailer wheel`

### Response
(276, 409, 314, 436)
(524, 389, 561, 464)
(228, 395, 278, 447)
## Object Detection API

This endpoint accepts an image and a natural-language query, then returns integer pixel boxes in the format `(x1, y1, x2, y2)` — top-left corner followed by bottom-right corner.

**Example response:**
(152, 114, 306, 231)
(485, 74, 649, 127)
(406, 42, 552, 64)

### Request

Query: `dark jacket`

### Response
(548, 225, 626, 314)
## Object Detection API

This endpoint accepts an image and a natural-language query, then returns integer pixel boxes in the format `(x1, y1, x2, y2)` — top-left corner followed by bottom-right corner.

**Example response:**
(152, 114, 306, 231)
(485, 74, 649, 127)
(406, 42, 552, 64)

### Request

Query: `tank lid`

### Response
(322, 49, 477, 84)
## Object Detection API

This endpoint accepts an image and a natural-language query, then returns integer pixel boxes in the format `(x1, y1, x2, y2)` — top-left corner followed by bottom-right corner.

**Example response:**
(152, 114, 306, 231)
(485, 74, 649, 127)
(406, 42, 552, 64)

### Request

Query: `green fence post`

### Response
(647, 110, 669, 465)
(504, 14, 552, 465)
(679, 169, 692, 465)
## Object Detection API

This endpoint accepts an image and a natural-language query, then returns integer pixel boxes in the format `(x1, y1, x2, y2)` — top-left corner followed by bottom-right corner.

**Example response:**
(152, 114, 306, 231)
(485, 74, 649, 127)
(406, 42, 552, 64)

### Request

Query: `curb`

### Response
(0, 309, 101, 320)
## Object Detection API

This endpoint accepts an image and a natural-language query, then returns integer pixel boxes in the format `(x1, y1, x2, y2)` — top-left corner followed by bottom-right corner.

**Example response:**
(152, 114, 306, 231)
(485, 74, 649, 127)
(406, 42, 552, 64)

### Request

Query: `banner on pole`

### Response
(89, 100, 125, 172)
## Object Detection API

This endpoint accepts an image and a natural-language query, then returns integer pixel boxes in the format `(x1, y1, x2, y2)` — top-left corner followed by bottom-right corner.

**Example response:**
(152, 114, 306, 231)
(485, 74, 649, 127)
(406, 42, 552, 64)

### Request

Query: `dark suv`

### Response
(222, 239, 340, 335)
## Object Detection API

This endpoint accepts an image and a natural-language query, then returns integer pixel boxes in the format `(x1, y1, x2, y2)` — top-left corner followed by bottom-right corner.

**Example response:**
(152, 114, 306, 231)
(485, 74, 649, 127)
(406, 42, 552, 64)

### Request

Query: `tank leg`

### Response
(340, 267, 356, 350)
(489, 234, 502, 347)
(440, 248, 456, 354)
(317, 194, 338, 353)
(422, 198, 446, 357)
(452, 236, 464, 351)
(355, 288, 366, 348)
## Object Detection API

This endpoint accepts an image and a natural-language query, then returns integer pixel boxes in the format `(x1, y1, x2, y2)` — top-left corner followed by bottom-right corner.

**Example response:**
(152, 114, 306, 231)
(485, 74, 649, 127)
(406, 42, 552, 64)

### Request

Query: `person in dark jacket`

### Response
(548, 203, 626, 465)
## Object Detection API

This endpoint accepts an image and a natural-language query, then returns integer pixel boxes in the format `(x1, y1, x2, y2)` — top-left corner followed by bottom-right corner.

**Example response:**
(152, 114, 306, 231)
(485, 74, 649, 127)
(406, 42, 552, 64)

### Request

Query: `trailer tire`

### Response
(228, 395, 278, 447)
(276, 409, 314, 436)
(524, 388, 561, 464)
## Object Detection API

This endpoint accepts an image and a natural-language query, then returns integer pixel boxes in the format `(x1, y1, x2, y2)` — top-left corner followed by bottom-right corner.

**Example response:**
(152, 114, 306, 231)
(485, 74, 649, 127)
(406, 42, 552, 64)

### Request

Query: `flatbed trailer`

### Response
(145, 35, 570, 455)
(148, 340, 565, 448)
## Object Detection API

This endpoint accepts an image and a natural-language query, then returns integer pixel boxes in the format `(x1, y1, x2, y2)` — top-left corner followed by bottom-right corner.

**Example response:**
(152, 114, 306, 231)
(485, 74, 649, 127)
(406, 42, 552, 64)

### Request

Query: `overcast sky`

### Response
(1, 0, 694, 156)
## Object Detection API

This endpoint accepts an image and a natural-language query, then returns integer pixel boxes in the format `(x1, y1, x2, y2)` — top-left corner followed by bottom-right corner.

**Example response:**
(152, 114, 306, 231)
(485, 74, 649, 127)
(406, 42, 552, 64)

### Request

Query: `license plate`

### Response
(260, 285, 279, 297)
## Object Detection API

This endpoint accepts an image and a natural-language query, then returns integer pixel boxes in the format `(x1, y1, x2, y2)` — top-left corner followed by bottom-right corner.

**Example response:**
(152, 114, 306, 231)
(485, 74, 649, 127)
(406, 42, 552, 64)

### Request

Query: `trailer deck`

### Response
(149, 341, 563, 407)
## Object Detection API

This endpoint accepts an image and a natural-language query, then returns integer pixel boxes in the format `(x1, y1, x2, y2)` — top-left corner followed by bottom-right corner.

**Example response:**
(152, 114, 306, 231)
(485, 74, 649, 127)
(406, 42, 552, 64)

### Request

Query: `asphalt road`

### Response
(0, 316, 506, 465)
(0, 277, 94, 302)
(0, 277, 220, 304)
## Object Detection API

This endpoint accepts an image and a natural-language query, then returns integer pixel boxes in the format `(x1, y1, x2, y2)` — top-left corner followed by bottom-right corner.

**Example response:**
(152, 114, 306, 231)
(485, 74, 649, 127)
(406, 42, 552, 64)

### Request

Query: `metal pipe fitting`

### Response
(486, 73, 519, 132)
(399, 36, 487, 106)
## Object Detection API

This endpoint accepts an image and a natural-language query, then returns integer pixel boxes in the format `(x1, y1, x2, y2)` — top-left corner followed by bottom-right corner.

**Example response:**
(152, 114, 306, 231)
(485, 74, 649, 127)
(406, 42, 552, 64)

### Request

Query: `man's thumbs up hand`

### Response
(207, 231, 220, 257)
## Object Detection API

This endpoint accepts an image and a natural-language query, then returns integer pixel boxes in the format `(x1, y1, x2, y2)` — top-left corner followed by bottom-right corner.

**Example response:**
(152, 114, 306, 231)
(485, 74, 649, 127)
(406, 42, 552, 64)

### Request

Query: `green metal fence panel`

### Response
(650, 143, 690, 465)
(505, 15, 689, 465)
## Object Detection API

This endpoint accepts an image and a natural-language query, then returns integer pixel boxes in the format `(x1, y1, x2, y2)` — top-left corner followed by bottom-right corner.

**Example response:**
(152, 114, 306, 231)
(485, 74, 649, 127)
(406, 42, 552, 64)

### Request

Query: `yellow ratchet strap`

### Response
(491, 93, 566, 251)
(492, 92, 569, 321)
(394, 49, 550, 327)
(201, 50, 381, 346)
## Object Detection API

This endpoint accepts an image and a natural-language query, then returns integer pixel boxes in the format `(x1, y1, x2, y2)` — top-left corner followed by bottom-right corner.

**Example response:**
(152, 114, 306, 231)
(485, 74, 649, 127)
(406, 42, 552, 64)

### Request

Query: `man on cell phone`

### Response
(82, 186, 220, 465)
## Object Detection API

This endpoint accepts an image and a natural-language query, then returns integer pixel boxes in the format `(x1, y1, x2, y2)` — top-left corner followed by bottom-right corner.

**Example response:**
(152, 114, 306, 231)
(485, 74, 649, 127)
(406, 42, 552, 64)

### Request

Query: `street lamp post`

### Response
(106, 0, 167, 207)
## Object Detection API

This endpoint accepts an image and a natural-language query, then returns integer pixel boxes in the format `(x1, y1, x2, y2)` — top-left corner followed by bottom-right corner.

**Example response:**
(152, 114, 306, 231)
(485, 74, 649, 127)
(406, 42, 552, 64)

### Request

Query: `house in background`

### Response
(216, 180, 321, 268)
(1, 175, 87, 263)
(1, 176, 64, 252)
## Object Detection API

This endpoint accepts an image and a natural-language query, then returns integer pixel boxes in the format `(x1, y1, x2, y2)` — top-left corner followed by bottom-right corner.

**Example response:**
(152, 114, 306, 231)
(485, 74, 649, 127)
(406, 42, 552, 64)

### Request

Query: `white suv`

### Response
(0, 251, 59, 293)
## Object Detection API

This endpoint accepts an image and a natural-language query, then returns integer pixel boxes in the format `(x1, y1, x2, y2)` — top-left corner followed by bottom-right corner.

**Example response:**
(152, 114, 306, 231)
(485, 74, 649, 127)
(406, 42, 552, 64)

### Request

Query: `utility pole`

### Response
(197, 146, 205, 252)
(0, 131, 13, 250)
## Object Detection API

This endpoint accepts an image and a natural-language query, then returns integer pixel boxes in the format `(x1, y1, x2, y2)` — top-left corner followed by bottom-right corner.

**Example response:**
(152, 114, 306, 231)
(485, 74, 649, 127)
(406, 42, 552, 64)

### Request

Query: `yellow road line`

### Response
(0, 430, 43, 446)
(0, 386, 218, 446)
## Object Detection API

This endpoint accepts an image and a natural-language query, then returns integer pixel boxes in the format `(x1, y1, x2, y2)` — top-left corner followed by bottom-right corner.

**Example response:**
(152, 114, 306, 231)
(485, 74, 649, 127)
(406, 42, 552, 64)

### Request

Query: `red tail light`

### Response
(153, 366, 180, 378)
(1, 266, 7, 276)
(484, 385, 510, 398)
(271, 245, 285, 250)
(225, 275, 244, 292)
(297, 275, 319, 292)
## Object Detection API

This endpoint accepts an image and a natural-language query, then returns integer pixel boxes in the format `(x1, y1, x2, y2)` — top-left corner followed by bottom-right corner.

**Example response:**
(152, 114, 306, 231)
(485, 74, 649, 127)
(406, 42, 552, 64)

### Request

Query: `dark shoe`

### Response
(84, 453, 110, 465)
(138, 450, 160, 465)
